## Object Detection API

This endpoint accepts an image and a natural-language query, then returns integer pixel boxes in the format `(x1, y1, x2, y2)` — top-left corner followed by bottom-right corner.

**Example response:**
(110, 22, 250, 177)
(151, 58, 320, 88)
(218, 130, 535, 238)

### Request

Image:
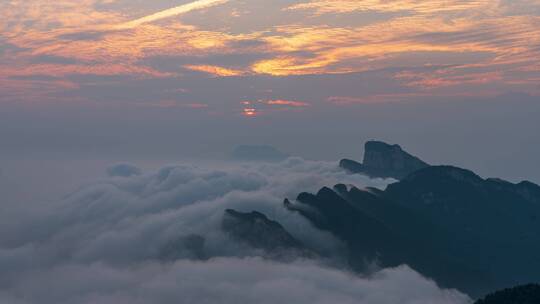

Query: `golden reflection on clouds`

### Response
(184, 65, 245, 77)
(240, 99, 310, 117)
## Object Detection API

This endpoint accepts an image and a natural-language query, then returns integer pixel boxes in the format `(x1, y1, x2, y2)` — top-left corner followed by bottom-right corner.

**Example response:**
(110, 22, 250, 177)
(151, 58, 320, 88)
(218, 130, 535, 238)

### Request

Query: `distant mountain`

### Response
(340, 141, 429, 179)
(475, 284, 540, 304)
(285, 165, 540, 297)
(230, 145, 289, 162)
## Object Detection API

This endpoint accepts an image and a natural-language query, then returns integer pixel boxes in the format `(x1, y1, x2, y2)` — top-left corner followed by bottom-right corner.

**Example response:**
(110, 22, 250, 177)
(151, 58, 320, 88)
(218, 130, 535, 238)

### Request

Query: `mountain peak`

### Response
(365, 140, 402, 151)
(340, 140, 429, 179)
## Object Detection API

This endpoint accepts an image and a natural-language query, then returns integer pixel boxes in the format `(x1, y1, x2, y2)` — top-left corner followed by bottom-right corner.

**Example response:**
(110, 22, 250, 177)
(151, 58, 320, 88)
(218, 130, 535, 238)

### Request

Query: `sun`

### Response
(243, 108, 257, 117)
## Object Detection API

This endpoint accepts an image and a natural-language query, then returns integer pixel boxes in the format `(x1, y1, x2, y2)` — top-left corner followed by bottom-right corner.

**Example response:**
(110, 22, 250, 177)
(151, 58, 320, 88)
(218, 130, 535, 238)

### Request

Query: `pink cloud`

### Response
(265, 99, 310, 107)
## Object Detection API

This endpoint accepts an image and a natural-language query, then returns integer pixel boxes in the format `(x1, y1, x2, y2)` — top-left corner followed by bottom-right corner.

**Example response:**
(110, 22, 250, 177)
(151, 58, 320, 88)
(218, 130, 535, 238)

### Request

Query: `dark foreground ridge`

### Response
(214, 142, 540, 299)
(340, 141, 429, 179)
(286, 165, 540, 298)
(475, 284, 540, 304)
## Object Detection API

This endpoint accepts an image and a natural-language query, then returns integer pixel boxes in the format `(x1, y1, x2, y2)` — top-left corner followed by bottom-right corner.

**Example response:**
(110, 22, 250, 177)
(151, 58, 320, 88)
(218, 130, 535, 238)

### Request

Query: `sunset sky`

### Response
(3, 4, 540, 303)
(1, 0, 540, 181)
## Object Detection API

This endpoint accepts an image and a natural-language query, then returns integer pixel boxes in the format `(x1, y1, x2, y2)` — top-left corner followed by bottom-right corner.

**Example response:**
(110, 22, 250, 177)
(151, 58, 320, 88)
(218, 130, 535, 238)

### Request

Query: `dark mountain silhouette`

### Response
(216, 141, 540, 298)
(222, 209, 311, 259)
(230, 145, 289, 162)
(475, 284, 540, 304)
(284, 165, 540, 297)
(285, 182, 491, 296)
(384, 166, 540, 293)
(340, 141, 429, 179)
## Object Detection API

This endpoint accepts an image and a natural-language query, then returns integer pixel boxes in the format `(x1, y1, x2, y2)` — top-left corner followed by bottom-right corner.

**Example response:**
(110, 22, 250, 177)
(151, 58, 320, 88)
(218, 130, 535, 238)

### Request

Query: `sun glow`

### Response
(243, 108, 257, 117)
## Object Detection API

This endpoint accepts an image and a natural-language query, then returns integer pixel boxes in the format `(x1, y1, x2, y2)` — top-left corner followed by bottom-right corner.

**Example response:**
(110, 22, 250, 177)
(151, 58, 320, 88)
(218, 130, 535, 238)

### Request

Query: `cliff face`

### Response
(340, 141, 429, 179)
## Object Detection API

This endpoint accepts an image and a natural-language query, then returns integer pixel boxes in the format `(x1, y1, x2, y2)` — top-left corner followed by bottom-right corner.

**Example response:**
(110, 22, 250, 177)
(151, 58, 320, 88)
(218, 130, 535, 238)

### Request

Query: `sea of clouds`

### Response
(0, 158, 471, 303)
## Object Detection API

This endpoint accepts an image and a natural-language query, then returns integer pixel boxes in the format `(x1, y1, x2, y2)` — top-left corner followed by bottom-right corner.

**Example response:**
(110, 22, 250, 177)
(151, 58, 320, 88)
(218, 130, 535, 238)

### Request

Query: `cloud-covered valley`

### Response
(0, 259, 469, 304)
(0, 158, 471, 303)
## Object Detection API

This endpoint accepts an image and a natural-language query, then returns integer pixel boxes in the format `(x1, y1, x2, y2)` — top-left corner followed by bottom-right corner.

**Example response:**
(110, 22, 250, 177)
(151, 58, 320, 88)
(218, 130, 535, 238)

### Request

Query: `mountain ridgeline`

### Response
(287, 166, 540, 297)
(221, 141, 540, 298)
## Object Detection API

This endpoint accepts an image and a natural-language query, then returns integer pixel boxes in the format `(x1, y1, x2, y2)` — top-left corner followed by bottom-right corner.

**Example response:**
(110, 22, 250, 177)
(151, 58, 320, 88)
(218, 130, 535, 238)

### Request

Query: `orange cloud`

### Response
(395, 69, 504, 89)
(184, 65, 246, 77)
(1, 63, 171, 78)
(2, 0, 539, 103)
(252, 12, 540, 79)
(239, 99, 310, 117)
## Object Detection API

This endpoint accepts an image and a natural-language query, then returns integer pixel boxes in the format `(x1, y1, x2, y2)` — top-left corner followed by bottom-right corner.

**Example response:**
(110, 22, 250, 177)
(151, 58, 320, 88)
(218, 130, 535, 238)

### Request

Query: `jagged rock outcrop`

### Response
(222, 209, 310, 258)
(285, 166, 540, 297)
(340, 141, 429, 179)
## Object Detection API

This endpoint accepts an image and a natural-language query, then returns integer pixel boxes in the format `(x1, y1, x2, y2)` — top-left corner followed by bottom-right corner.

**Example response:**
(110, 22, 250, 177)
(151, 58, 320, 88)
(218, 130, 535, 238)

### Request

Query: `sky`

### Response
(1, 2, 540, 302)
(1, 0, 540, 183)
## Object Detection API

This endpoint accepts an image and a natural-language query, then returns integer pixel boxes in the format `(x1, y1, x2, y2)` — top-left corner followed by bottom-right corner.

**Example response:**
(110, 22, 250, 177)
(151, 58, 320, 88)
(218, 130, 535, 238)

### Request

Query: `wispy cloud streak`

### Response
(115, 0, 229, 30)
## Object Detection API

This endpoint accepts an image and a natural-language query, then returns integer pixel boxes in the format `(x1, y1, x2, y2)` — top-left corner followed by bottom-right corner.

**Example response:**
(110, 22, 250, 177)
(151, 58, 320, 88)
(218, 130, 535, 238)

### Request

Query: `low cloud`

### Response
(0, 158, 469, 303)
(0, 259, 470, 304)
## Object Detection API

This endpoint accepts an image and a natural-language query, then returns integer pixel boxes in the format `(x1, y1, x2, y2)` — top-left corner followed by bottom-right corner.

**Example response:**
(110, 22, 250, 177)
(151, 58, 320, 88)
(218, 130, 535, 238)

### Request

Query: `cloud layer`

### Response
(0, 158, 471, 303)
(0, 259, 470, 304)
